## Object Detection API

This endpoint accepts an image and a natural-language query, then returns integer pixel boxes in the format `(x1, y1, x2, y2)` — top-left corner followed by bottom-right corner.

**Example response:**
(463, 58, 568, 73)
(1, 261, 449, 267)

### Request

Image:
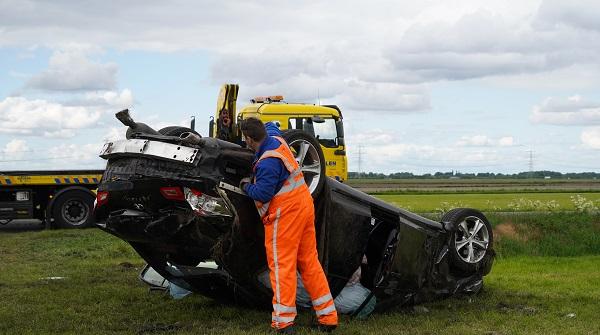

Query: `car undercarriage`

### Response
(95, 110, 494, 315)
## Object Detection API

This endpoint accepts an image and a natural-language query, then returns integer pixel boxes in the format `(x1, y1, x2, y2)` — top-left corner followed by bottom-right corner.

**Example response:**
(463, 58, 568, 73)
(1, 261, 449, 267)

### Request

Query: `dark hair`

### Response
(240, 117, 267, 141)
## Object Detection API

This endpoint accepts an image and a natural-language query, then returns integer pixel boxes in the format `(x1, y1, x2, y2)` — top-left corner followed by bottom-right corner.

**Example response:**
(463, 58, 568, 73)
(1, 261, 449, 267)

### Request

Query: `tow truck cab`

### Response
(210, 84, 348, 182)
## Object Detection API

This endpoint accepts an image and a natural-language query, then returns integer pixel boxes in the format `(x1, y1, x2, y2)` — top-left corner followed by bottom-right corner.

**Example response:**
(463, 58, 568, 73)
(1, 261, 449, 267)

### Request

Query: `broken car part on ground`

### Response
(95, 110, 494, 316)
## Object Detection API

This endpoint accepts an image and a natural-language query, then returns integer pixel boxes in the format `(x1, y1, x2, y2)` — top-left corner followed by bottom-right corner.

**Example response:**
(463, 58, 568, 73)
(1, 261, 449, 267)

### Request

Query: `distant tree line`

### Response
(348, 170, 600, 179)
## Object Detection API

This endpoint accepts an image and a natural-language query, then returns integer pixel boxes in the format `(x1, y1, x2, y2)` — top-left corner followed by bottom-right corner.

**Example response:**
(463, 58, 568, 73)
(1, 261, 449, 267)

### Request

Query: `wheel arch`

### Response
(45, 186, 96, 228)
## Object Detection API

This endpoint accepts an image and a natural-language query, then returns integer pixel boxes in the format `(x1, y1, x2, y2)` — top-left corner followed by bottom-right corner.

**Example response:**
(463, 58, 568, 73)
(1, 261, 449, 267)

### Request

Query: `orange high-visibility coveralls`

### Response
(252, 136, 338, 330)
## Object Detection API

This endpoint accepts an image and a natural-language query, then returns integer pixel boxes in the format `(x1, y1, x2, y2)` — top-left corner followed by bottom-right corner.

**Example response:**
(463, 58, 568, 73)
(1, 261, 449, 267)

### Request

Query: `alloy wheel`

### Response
(287, 139, 322, 195)
(454, 216, 490, 263)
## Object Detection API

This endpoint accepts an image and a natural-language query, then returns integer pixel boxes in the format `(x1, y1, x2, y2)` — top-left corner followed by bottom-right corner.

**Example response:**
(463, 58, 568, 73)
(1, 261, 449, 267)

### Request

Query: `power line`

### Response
(526, 149, 534, 177)
(0, 156, 81, 163)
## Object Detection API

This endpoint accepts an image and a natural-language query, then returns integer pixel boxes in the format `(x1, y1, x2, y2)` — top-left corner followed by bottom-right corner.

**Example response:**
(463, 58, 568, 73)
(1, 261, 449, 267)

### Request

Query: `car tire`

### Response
(443, 208, 493, 275)
(51, 189, 95, 229)
(281, 129, 326, 198)
(158, 126, 200, 137)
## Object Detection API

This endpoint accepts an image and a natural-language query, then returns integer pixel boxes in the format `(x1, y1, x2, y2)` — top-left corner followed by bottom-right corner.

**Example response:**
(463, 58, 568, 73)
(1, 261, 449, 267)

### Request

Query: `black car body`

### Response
(95, 113, 494, 314)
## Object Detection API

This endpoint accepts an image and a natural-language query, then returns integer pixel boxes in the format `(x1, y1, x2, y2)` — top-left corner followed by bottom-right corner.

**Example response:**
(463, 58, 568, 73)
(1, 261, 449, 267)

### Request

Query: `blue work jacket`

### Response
(244, 123, 291, 203)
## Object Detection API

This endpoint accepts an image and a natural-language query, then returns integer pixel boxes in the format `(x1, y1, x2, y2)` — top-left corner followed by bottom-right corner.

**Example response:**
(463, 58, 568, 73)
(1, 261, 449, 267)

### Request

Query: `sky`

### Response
(1, 0, 600, 174)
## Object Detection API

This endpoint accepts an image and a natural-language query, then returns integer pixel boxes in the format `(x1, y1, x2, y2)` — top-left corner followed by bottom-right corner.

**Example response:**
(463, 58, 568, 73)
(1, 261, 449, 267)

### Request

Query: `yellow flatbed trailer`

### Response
(0, 170, 103, 228)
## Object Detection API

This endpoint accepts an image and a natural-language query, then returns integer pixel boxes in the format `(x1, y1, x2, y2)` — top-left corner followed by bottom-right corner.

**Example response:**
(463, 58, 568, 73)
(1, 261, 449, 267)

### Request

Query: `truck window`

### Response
(289, 118, 339, 148)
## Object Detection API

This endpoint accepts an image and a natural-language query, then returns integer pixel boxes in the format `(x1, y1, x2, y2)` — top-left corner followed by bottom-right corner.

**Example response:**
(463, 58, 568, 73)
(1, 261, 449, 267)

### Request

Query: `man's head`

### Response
(240, 117, 267, 152)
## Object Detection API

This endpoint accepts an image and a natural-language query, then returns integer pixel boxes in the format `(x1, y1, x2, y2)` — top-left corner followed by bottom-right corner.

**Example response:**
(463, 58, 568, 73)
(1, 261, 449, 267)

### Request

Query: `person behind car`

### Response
(258, 255, 376, 319)
(240, 118, 338, 334)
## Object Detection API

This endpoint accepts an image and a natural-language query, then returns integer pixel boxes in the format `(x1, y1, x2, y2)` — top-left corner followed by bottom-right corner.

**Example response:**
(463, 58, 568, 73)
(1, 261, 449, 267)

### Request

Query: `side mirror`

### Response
(208, 116, 214, 138)
(139, 264, 169, 290)
(311, 116, 325, 123)
(335, 120, 345, 147)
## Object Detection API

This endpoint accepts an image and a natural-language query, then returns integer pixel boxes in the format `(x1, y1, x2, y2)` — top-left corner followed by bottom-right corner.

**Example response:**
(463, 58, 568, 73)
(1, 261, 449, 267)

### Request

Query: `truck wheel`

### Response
(281, 129, 326, 198)
(51, 189, 95, 229)
(443, 208, 493, 275)
(158, 126, 200, 137)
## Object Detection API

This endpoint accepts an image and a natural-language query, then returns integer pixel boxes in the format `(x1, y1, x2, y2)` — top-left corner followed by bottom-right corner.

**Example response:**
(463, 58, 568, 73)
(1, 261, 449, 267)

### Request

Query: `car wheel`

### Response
(158, 126, 200, 137)
(443, 208, 493, 274)
(281, 129, 326, 198)
(51, 189, 95, 228)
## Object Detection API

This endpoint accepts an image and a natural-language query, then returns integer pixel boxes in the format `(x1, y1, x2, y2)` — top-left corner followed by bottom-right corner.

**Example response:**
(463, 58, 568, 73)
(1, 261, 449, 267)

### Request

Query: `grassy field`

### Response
(374, 192, 600, 213)
(346, 178, 600, 193)
(1, 213, 599, 334)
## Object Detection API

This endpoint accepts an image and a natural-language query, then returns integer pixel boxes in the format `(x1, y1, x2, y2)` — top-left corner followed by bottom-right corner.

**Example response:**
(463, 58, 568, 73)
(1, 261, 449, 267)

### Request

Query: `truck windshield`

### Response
(288, 117, 340, 148)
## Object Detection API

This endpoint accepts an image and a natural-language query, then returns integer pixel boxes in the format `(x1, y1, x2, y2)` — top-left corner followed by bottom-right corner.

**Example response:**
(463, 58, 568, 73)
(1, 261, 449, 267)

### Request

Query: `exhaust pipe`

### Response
(115, 109, 160, 139)
(180, 132, 204, 146)
(116, 109, 136, 127)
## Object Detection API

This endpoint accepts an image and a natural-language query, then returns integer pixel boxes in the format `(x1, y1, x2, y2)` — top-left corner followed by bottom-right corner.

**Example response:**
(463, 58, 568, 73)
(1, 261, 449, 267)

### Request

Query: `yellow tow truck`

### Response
(1, 84, 347, 229)
(0, 170, 102, 228)
(209, 84, 348, 182)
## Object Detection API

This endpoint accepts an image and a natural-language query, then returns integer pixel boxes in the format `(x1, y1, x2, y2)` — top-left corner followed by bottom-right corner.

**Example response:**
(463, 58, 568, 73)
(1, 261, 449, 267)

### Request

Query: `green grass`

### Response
(374, 192, 600, 212)
(1, 213, 600, 334)
(347, 178, 600, 194)
(347, 178, 600, 185)
(486, 212, 600, 257)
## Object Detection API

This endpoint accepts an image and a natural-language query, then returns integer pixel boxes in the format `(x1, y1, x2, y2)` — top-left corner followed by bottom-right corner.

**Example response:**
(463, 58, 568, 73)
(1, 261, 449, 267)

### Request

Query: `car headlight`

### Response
(184, 187, 232, 217)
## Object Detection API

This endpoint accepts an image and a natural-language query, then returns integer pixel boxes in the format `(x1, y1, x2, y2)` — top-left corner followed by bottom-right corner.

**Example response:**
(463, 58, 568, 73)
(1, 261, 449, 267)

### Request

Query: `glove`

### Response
(239, 177, 251, 191)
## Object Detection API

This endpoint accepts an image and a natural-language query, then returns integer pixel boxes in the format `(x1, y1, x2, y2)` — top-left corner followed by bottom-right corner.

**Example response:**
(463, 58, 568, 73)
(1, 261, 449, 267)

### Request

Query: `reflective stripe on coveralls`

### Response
(253, 136, 338, 330)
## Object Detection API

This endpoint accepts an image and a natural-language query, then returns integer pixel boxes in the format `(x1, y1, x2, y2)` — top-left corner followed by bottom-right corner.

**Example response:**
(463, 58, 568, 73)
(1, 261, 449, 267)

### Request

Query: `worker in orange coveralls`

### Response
(240, 118, 338, 334)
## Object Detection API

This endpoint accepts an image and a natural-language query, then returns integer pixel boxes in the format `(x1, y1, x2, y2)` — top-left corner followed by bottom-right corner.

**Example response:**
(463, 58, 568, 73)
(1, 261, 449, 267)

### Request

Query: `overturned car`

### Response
(95, 110, 494, 315)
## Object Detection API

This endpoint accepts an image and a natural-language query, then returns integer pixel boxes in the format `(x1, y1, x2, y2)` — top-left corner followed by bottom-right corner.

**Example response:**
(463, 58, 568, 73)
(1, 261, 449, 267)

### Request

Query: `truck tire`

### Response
(281, 129, 326, 198)
(51, 188, 95, 229)
(158, 126, 200, 137)
(442, 208, 493, 275)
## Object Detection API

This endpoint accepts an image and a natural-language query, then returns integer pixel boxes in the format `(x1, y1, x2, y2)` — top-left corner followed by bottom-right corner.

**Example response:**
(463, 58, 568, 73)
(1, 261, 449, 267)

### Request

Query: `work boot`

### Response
(275, 325, 295, 334)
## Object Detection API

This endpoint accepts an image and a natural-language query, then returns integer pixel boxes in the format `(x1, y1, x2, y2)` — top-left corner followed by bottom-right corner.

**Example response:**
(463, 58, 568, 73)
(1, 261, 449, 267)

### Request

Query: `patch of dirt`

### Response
(118, 262, 136, 271)
(493, 222, 523, 241)
(493, 221, 543, 242)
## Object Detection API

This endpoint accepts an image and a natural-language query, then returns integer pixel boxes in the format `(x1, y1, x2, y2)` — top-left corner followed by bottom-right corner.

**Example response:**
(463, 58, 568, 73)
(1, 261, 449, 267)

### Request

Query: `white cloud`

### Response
(335, 81, 430, 113)
(0, 97, 101, 135)
(81, 89, 133, 109)
(0, 2, 563, 106)
(457, 135, 493, 147)
(46, 142, 106, 169)
(480, 64, 600, 90)
(25, 47, 117, 91)
(0, 89, 134, 138)
(43, 129, 77, 139)
(382, 6, 600, 83)
(2, 1, 600, 110)
(1, 0, 600, 173)
(456, 135, 515, 147)
(498, 136, 514, 146)
(535, 0, 600, 32)
(2, 139, 29, 153)
(531, 95, 600, 125)
(102, 127, 127, 142)
(1, 139, 30, 160)
(345, 129, 518, 173)
(581, 127, 600, 149)
(220, 71, 430, 113)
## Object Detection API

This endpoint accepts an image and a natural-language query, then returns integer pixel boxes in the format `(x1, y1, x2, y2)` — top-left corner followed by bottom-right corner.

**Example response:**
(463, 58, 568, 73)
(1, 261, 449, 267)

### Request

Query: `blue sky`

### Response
(1, 0, 600, 174)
